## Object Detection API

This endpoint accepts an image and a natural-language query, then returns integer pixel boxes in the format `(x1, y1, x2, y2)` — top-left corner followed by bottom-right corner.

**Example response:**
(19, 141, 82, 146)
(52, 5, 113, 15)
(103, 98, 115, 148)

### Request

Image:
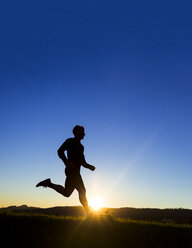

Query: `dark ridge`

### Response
(1, 205, 192, 224)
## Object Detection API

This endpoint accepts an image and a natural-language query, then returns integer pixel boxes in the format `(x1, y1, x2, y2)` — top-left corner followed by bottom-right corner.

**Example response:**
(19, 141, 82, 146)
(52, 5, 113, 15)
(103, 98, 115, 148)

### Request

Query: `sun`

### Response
(89, 197, 104, 211)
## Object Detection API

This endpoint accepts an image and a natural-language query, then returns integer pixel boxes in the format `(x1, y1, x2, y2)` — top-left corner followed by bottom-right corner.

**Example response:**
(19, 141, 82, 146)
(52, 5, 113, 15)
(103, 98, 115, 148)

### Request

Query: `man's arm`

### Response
(57, 141, 68, 166)
(82, 155, 95, 171)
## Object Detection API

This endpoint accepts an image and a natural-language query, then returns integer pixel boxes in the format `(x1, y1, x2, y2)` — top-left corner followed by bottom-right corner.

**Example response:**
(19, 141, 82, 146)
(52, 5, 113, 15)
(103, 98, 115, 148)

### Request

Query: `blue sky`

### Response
(0, 0, 192, 208)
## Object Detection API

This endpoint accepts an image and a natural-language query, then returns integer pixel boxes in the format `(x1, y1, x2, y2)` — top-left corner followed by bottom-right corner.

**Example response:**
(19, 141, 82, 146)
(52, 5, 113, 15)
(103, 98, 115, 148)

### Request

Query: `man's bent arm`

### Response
(82, 155, 95, 171)
(57, 142, 68, 165)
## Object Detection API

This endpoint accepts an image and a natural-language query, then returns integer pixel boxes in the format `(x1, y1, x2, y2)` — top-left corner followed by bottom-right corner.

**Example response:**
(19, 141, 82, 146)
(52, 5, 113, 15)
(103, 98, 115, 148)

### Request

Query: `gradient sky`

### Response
(1, 0, 192, 209)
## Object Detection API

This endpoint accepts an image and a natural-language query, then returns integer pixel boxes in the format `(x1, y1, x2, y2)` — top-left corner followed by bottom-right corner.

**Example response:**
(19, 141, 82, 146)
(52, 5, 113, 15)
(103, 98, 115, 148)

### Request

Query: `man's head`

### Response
(73, 125, 85, 140)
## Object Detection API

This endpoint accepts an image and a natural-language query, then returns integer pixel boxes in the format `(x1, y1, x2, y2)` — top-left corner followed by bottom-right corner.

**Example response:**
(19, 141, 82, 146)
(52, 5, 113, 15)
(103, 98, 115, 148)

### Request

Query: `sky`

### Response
(0, 0, 192, 209)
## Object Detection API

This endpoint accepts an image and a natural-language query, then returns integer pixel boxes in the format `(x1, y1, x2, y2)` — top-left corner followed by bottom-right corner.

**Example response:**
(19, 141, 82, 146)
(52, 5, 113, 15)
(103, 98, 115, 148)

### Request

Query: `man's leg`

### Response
(37, 177, 74, 197)
(76, 175, 90, 214)
(50, 176, 74, 197)
(79, 189, 90, 214)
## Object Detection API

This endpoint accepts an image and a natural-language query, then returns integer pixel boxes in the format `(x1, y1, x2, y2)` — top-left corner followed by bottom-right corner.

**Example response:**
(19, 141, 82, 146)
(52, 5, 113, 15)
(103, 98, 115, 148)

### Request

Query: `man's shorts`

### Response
(64, 167, 86, 194)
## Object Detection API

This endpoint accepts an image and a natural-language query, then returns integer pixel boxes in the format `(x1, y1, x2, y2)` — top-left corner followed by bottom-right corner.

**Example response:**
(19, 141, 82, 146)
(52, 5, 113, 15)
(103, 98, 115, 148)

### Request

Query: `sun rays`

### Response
(89, 196, 104, 211)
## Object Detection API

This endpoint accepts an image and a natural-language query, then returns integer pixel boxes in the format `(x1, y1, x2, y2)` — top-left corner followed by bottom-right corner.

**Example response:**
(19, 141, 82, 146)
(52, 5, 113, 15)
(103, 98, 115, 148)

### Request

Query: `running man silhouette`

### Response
(36, 125, 95, 214)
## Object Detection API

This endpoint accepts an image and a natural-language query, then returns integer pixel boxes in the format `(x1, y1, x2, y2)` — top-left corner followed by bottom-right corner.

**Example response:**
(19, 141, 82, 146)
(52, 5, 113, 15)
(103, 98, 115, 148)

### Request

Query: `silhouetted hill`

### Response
(1, 205, 192, 224)
(2, 205, 85, 216)
(110, 207, 192, 224)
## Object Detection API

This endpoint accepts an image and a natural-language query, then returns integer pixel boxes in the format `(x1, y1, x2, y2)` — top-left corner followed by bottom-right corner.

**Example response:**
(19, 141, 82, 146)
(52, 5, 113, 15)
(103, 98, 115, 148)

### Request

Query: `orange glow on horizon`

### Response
(89, 197, 104, 211)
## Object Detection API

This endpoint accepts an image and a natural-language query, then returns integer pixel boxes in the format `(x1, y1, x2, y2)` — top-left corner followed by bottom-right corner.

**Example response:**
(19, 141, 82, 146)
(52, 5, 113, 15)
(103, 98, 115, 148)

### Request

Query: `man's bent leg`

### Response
(49, 183, 67, 196)
(49, 177, 74, 197)
(36, 176, 74, 197)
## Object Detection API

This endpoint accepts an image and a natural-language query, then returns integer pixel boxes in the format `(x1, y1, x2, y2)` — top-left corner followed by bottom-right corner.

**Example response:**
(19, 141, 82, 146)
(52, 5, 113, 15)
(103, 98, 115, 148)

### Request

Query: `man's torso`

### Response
(65, 138, 84, 173)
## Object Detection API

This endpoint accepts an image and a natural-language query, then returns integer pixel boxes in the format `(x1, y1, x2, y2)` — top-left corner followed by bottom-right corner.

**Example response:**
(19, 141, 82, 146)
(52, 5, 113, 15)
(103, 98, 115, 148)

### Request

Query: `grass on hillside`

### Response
(1, 211, 192, 248)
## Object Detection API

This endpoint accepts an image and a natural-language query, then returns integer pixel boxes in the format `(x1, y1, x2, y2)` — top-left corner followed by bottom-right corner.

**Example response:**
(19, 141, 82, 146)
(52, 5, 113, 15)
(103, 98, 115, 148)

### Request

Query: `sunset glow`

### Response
(90, 197, 104, 211)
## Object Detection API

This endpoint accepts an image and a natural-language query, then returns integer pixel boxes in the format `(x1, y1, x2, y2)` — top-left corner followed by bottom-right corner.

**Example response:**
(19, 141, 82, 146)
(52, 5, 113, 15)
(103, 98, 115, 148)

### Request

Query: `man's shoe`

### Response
(36, 178, 51, 188)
